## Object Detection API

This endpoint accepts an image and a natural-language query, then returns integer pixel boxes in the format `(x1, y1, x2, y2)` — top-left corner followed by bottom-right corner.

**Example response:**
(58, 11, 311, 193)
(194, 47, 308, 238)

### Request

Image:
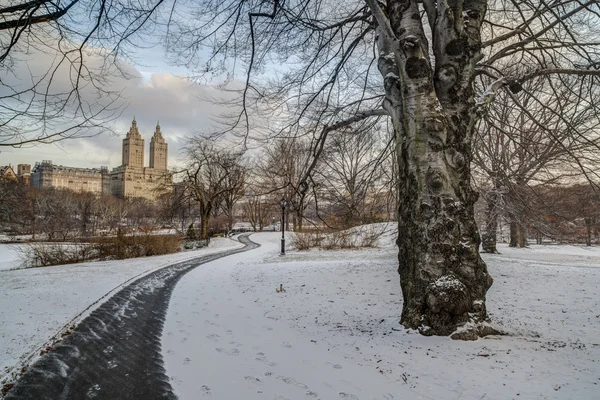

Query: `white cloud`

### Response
(1, 63, 242, 171)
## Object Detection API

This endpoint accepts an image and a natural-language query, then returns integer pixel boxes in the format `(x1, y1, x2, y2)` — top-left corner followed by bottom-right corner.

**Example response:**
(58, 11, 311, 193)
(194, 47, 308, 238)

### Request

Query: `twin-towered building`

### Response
(110, 118, 171, 199)
(28, 118, 172, 201)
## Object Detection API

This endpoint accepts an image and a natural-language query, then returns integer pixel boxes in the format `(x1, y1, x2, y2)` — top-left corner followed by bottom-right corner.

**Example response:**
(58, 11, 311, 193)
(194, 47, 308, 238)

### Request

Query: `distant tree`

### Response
(181, 138, 245, 239)
(243, 193, 271, 232)
(219, 160, 247, 232)
(317, 126, 394, 228)
(474, 75, 600, 251)
(259, 138, 314, 232)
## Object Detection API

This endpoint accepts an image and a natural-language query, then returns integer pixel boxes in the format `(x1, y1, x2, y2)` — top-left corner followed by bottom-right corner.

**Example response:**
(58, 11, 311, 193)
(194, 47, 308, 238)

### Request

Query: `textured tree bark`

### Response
(369, 0, 495, 339)
(200, 213, 210, 240)
(517, 224, 528, 247)
(481, 192, 499, 253)
(509, 221, 527, 248)
(509, 220, 518, 247)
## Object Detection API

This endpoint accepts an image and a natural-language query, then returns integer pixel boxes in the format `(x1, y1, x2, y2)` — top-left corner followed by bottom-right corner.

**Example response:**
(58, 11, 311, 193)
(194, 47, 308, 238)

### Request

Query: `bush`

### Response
(290, 225, 382, 251)
(186, 224, 197, 241)
(290, 232, 319, 250)
(93, 234, 182, 260)
(183, 238, 210, 250)
(18, 243, 97, 268)
(17, 233, 183, 268)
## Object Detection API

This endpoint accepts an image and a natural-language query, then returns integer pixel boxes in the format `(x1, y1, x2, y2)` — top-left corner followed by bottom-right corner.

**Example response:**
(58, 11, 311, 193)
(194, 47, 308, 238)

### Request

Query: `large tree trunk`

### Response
(509, 220, 518, 247)
(509, 220, 527, 248)
(370, 0, 494, 339)
(517, 224, 528, 247)
(481, 191, 499, 253)
(200, 213, 210, 240)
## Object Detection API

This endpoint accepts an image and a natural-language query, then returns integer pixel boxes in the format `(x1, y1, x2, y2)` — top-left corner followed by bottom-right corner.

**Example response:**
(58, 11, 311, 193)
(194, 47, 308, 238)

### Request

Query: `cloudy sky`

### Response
(0, 42, 236, 171)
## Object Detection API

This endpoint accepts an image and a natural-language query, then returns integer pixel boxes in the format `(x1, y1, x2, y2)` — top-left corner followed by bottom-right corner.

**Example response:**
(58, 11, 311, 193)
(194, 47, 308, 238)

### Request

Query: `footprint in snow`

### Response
(200, 385, 211, 397)
(339, 393, 359, 400)
(281, 341, 293, 348)
(276, 375, 308, 389)
(305, 390, 319, 397)
(244, 376, 263, 385)
(206, 333, 220, 342)
(215, 347, 240, 356)
(256, 352, 277, 366)
(183, 357, 191, 365)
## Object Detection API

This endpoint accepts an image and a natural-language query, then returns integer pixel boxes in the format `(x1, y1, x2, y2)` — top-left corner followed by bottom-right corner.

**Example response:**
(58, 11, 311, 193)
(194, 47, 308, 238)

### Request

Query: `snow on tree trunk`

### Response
(368, 0, 495, 339)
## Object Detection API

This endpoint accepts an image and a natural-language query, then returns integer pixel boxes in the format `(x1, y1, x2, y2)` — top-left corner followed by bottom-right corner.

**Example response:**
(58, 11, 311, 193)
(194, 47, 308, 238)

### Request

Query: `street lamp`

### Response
(279, 197, 287, 256)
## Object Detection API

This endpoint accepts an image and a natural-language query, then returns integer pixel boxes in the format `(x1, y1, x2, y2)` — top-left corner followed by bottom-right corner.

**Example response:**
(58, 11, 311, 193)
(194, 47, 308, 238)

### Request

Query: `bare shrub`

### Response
(93, 234, 182, 260)
(290, 225, 385, 251)
(354, 225, 382, 248)
(18, 243, 96, 268)
(17, 234, 183, 267)
(290, 232, 317, 250)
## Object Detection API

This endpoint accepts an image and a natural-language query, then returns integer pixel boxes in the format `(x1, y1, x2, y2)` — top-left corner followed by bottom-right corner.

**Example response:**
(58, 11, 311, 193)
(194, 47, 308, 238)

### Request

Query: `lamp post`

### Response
(279, 197, 286, 256)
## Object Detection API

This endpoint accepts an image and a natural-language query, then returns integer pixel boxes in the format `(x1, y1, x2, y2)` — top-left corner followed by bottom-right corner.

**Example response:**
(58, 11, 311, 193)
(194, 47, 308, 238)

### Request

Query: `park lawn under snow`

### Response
(0, 238, 244, 386)
(161, 229, 600, 400)
(0, 245, 22, 271)
(2, 227, 599, 399)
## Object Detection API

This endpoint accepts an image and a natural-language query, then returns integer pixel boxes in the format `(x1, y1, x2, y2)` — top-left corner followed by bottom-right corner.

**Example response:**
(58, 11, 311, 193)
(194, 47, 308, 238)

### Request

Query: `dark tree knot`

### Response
(405, 57, 431, 79)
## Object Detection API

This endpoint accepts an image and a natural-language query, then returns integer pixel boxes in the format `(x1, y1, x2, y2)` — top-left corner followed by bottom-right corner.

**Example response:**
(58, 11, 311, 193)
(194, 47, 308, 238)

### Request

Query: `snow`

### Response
(162, 232, 599, 400)
(0, 238, 244, 385)
(162, 233, 418, 399)
(3, 228, 600, 399)
(0, 244, 22, 271)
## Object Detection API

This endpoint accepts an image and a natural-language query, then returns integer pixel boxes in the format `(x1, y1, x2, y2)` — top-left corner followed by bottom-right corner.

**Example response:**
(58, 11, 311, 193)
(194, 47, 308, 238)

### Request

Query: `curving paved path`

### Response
(5, 235, 258, 400)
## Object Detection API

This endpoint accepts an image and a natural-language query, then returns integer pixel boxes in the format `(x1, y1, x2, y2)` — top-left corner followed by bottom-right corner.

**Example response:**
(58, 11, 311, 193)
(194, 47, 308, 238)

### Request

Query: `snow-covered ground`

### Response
(0, 238, 244, 385)
(2, 228, 599, 399)
(0, 244, 22, 271)
(163, 231, 599, 400)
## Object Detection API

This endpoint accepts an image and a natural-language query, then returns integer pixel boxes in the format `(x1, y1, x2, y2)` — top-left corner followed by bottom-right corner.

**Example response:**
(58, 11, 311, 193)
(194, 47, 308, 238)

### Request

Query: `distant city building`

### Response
(0, 165, 17, 181)
(17, 164, 31, 186)
(26, 118, 172, 200)
(30, 161, 110, 195)
(110, 118, 172, 200)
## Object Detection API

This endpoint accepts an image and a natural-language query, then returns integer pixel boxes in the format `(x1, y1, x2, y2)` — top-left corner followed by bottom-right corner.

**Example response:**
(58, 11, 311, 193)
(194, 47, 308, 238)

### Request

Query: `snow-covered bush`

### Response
(290, 224, 385, 251)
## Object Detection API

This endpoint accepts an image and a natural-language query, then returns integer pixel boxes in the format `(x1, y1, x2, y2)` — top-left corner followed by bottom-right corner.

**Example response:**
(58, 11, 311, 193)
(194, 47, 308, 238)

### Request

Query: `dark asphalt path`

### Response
(5, 235, 259, 400)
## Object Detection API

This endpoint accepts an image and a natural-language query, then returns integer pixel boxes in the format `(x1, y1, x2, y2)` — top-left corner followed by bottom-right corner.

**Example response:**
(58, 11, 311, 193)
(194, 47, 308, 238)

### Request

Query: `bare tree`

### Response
(219, 159, 248, 232)
(6, 0, 600, 338)
(259, 137, 314, 232)
(181, 137, 245, 239)
(316, 125, 394, 227)
(243, 193, 271, 232)
(474, 74, 600, 251)
(0, 0, 130, 147)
